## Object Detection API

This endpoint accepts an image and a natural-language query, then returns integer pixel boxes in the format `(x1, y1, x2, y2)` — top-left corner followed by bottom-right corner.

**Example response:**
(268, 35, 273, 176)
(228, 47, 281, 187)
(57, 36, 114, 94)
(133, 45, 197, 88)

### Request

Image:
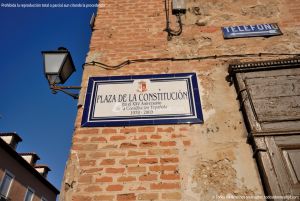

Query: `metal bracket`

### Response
(50, 85, 81, 99)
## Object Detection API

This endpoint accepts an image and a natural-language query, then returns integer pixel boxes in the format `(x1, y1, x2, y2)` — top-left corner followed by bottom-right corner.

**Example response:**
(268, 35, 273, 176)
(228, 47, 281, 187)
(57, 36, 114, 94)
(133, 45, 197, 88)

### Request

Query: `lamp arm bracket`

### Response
(50, 85, 81, 99)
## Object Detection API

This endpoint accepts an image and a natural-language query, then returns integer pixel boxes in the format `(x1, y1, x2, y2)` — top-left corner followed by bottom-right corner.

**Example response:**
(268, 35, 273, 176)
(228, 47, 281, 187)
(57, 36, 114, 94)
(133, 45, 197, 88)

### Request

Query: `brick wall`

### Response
(61, 0, 300, 200)
(71, 126, 185, 201)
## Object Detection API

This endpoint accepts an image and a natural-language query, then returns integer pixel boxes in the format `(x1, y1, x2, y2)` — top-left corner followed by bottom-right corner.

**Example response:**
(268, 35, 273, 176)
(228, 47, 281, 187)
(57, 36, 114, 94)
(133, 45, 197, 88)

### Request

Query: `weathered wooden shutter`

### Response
(229, 57, 300, 200)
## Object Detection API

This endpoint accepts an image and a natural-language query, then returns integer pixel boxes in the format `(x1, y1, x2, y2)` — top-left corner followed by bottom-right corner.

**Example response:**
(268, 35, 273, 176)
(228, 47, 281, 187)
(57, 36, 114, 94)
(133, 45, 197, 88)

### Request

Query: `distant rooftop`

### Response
(0, 132, 22, 142)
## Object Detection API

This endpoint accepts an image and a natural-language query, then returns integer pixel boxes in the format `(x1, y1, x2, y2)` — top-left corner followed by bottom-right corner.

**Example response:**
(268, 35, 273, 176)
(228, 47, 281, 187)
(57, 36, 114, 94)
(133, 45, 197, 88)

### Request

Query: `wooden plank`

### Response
(235, 70, 300, 135)
(260, 121, 300, 134)
(235, 73, 262, 133)
(243, 68, 300, 79)
(252, 96, 300, 122)
(274, 135, 300, 195)
(254, 138, 283, 198)
(265, 137, 292, 196)
(254, 137, 267, 150)
(287, 150, 300, 184)
(274, 135, 300, 146)
(234, 67, 300, 198)
(246, 76, 300, 99)
(283, 150, 300, 185)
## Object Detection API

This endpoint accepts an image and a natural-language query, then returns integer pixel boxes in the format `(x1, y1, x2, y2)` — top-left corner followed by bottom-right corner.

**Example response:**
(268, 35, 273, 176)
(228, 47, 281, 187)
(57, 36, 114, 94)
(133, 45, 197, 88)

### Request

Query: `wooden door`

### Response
(229, 58, 300, 200)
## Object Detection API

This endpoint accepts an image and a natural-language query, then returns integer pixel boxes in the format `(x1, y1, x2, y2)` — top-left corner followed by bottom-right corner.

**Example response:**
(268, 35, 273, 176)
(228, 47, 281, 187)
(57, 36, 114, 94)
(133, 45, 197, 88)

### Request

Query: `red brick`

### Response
(157, 127, 174, 132)
(133, 135, 147, 140)
(127, 166, 147, 173)
(76, 129, 99, 135)
(171, 134, 186, 138)
(73, 144, 98, 151)
(149, 165, 178, 172)
(162, 192, 182, 199)
(100, 159, 115, 165)
(138, 126, 155, 132)
(119, 158, 138, 165)
(78, 175, 92, 183)
(199, 26, 219, 33)
(179, 127, 189, 131)
(183, 140, 191, 146)
(138, 193, 159, 200)
(160, 174, 180, 180)
(139, 158, 158, 164)
(101, 144, 118, 149)
(73, 137, 89, 143)
(148, 149, 179, 155)
(160, 157, 179, 164)
(106, 184, 123, 191)
(106, 168, 125, 173)
(110, 135, 126, 141)
(85, 168, 103, 174)
(72, 195, 92, 201)
(150, 134, 161, 139)
(79, 160, 96, 166)
(139, 174, 158, 181)
(96, 176, 113, 182)
(129, 186, 147, 191)
(120, 142, 137, 148)
(117, 193, 136, 201)
(90, 136, 107, 142)
(150, 182, 180, 190)
(117, 176, 136, 182)
(102, 128, 117, 134)
(94, 195, 114, 201)
(109, 151, 126, 157)
(160, 141, 176, 146)
(84, 185, 102, 192)
(140, 141, 157, 147)
(89, 152, 106, 158)
(120, 128, 137, 134)
(128, 150, 146, 156)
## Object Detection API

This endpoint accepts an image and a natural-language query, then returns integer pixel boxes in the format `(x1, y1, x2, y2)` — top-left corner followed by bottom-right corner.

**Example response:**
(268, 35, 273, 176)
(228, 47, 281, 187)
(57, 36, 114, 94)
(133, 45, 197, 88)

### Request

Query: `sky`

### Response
(0, 0, 97, 192)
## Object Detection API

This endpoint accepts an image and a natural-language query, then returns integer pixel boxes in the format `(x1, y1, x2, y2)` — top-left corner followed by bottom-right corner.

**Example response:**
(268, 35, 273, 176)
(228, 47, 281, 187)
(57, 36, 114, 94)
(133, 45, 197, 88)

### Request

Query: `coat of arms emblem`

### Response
(138, 81, 147, 92)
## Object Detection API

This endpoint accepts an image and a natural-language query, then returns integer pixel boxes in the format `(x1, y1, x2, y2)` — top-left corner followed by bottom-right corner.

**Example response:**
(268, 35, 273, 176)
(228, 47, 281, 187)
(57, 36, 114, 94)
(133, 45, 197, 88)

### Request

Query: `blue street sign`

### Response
(222, 23, 282, 39)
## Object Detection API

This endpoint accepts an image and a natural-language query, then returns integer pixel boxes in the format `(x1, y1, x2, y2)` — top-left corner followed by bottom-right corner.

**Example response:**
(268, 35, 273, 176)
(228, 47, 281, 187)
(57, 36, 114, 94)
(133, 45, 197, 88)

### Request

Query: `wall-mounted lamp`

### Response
(42, 47, 81, 99)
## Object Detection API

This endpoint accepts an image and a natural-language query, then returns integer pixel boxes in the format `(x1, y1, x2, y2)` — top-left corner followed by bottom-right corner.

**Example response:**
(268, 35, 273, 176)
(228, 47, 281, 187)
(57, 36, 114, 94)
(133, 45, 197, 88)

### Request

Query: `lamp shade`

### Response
(42, 48, 76, 85)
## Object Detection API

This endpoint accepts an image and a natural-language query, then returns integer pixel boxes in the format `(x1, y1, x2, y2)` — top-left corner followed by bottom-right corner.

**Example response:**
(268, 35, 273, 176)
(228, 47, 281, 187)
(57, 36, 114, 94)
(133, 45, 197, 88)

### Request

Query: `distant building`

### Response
(0, 133, 59, 201)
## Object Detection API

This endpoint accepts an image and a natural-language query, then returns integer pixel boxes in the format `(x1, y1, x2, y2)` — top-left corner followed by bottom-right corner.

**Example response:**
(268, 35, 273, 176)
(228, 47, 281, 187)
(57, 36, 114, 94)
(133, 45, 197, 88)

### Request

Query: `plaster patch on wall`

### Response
(263, 44, 291, 54)
(183, 169, 202, 201)
(168, 36, 213, 57)
(191, 159, 255, 200)
(203, 108, 216, 121)
(178, 65, 262, 200)
(197, 69, 215, 111)
(185, 0, 280, 26)
(264, 29, 300, 52)
(241, 2, 280, 18)
(215, 44, 248, 55)
(232, 145, 264, 192)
